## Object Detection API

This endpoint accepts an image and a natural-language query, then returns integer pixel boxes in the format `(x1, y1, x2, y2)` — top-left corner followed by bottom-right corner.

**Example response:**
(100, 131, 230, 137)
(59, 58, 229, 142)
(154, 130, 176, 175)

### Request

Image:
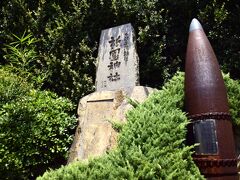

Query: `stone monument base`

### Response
(68, 86, 154, 163)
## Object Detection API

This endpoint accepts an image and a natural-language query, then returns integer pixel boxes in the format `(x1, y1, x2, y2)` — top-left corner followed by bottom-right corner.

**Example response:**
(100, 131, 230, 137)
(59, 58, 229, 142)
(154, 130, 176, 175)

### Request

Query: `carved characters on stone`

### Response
(96, 23, 139, 91)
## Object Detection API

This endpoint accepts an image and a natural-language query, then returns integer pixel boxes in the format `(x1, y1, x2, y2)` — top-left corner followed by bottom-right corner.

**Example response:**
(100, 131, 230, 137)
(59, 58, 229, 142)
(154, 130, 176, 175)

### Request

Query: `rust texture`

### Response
(185, 18, 238, 179)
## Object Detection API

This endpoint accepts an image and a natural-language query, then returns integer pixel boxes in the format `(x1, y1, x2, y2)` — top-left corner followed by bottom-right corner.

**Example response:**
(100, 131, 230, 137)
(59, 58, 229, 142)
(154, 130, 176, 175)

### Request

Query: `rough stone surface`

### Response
(68, 86, 155, 163)
(68, 23, 152, 164)
(95, 23, 139, 91)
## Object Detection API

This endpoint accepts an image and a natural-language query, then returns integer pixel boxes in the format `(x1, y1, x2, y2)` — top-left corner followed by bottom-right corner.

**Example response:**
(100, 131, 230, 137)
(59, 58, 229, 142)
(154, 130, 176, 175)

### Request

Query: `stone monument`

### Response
(68, 23, 154, 163)
(96, 23, 139, 91)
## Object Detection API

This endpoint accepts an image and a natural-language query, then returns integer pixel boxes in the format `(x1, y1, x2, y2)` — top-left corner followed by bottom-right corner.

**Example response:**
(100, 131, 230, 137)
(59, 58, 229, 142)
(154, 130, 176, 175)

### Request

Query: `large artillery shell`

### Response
(185, 18, 238, 179)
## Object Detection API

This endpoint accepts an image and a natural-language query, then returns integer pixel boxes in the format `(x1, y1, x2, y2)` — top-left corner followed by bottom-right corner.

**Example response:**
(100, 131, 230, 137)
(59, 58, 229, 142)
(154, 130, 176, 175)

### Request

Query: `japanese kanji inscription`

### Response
(96, 23, 139, 91)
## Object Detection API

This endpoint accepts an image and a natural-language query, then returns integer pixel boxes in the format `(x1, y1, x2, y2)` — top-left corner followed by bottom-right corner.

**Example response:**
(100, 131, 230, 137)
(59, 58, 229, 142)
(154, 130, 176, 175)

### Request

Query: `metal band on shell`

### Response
(188, 112, 231, 121)
(194, 158, 237, 168)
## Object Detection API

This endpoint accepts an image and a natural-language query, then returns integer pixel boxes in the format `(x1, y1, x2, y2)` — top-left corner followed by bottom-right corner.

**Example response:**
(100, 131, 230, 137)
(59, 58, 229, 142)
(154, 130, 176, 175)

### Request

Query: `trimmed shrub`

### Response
(38, 72, 240, 179)
(37, 72, 204, 179)
(224, 73, 240, 126)
(0, 69, 77, 179)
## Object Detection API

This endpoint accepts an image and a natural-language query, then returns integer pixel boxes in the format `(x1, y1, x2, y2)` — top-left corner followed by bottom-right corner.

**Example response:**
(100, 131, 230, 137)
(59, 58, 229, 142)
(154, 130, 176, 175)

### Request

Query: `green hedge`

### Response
(0, 69, 77, 179)
(38, 72, 203, 179)
(38, 72, 240, 179)
(224, 74, 240, 126)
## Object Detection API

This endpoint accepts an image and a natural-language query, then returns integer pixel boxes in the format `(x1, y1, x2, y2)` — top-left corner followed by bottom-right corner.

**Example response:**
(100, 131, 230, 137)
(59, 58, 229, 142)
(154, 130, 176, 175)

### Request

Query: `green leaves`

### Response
(0, 68, 31, 107)
(2, 0, 240, 104)
(38, 72, 203, 179)
(0, 68, 77, 179)
(38, 72, 240, 179)
(4, 31, 38, 69)
(223, 73, 240, 127)
(3, 31, 47, 88)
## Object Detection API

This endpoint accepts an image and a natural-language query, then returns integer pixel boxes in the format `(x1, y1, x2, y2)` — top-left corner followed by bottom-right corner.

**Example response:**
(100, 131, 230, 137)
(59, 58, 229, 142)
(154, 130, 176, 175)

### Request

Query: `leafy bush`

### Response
(37, 72, 203, 179)
(38, 72, 240, 179)
(0, 68, 31, 107)
(1, 0, 95, 103)
(0, 69, 77, 179)
(223, 73, 240, 170)
(224, 73, 240, 127)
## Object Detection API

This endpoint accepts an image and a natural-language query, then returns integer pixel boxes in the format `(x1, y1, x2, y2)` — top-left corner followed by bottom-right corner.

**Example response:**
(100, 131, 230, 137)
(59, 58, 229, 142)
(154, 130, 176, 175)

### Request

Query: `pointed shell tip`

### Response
(189, 18, 203, 32)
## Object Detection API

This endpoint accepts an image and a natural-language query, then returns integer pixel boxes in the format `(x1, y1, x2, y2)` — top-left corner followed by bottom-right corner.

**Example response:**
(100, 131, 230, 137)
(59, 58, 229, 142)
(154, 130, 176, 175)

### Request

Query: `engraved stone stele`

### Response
(68, 23, 154, 163)
(95, 23, 139, 91)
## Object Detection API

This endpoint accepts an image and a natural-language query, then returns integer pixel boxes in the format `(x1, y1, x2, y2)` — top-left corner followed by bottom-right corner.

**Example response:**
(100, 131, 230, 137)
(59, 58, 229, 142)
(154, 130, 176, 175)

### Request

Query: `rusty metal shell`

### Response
(185, 18, 238, 179)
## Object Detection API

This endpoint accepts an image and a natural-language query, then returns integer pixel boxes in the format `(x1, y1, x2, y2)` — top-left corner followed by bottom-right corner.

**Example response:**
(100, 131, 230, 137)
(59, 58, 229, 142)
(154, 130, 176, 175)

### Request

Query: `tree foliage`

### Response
(1, 0, 239, 103)
(0, 68, 77, 179)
